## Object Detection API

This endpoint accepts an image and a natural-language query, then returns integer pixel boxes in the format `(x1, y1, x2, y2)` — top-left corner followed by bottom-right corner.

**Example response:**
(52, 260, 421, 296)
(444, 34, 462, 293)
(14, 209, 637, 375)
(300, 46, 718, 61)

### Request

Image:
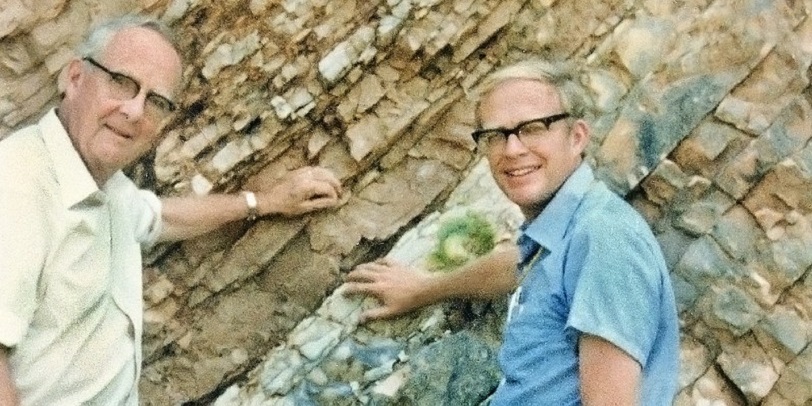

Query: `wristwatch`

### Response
(241, 191, 259, 221)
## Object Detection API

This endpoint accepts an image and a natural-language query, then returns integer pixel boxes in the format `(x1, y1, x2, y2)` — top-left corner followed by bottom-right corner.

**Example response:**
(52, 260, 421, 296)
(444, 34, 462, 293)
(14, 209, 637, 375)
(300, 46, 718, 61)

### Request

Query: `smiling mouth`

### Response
(106, 125, 132, 140)
(506, 166, 539, 177)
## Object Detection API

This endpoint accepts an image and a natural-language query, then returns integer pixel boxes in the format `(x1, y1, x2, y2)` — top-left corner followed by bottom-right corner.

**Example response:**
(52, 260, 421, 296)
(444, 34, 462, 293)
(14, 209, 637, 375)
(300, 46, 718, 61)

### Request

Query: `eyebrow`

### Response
(475, 113, 570, 134)
(85, 57, 177, 107)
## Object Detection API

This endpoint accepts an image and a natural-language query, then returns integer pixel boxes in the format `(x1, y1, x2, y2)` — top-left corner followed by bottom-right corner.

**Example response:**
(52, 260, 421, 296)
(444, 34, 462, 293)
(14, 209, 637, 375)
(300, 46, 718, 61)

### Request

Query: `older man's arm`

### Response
(0, 346, 20, 406)
(158, 166, 343, 242)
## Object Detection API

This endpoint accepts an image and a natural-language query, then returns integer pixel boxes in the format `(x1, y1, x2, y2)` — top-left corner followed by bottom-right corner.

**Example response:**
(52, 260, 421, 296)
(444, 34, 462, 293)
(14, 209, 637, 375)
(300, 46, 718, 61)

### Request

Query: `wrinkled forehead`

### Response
(100, 26, 183, 95)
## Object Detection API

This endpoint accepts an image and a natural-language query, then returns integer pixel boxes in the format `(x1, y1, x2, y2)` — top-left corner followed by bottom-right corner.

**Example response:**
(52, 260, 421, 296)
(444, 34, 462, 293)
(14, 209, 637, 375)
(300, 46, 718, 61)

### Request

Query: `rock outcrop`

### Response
(2, 0, 812, 404)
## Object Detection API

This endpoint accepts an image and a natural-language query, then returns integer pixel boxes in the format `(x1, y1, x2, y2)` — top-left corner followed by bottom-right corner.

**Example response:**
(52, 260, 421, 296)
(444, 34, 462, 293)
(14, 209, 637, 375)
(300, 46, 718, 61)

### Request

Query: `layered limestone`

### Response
(2, 0, 812, 405)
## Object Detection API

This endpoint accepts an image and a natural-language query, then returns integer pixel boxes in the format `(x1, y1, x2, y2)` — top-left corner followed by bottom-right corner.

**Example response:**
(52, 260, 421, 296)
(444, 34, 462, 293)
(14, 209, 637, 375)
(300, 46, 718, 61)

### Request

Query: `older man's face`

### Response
(61, 26, 182, 184)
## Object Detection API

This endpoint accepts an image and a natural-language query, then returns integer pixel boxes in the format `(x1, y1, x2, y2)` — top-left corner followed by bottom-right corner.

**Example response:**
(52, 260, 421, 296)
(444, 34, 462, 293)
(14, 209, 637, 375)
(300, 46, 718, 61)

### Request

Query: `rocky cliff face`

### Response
(2, 0, 812, 405)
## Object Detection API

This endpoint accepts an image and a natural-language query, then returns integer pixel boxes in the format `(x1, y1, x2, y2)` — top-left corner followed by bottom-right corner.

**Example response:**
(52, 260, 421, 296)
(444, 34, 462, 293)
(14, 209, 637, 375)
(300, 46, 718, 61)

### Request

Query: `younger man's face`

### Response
(477, 79, 588, 218)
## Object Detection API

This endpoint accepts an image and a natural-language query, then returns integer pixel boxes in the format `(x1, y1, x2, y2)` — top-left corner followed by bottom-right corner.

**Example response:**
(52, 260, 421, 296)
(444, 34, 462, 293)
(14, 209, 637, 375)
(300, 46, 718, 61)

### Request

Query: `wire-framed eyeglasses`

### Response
(83, 57, 177, 120)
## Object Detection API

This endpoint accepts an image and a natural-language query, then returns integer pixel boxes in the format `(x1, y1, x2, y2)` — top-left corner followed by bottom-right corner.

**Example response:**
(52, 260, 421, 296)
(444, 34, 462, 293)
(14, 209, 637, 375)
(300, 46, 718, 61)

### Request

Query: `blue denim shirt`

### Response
(491, 163, 679, 405)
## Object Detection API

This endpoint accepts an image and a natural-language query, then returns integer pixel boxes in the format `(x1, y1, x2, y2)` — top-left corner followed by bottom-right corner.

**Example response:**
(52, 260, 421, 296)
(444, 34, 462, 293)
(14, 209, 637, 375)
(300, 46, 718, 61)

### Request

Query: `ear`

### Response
(569, 118, 591, 156)
(58, 58, 84, 98)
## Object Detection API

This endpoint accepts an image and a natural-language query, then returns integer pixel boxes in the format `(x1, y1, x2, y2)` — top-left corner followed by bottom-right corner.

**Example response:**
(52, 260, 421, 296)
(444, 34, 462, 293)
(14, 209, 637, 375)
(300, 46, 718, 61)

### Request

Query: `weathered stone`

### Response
(641, 159, 689, 206)
(318, 26, 375, 86)
(671, 119, 745, 178)
(344, 114, 386, 162)
(201, 32, 262, 79)
(210, 139, 253, 174)
(394, 331, 500, 405)
(714, 142, 760, 199)
(289, 317, 344, 361)
(711, 204, 762, 263)
(752, 99, 812, 170)
(673, 180, 734, 236)
(376, 1, 411, 47)
(772, 344, 812, 404)
(612, 16, 675, 79)
(144, 274, 175, 305)
(5, 0, 812, 404)
(681, 365, 746, 405)
(316, 285, 364, 325)
(744, 158, 812, 230)
(597, 72, 744, 193)
(260, 348, 307, 395)
(453, 1, 522, 63)
(0, 41, 36, 75)
(679, 335, 712, 389)
(28, 3, 86, 50)
(584, 67, 629, 114)
(671, 272, 700, 314)
(675, 236, 742, 290)
(142, 301, 182, 351)
(760, 213, 812, 290)
(703, 285, 765, 337)
(0, 0, 30, 38)
(718, 335, 780, 403)
(753, 305, 811, 362)
(653, 221, 695, 271)
(309, 158, 458, 255)
(715, 16, 812, 134)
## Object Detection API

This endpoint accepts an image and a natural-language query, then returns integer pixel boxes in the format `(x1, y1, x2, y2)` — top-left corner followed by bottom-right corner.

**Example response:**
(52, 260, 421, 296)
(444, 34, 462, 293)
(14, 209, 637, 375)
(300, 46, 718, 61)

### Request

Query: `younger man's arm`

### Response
(343, 245, 519, 322)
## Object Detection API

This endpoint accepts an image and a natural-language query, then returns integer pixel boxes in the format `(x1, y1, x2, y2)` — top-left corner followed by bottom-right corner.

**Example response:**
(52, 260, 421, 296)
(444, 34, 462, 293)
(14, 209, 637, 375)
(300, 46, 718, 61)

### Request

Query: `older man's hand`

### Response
(256, 166, 344, 217)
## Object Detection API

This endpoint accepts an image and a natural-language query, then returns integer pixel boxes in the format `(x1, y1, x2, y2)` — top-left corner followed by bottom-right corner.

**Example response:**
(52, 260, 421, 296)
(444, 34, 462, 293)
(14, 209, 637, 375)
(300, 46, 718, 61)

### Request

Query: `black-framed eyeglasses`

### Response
(83, 57, 177, 119)
(471, 113, 571, 151)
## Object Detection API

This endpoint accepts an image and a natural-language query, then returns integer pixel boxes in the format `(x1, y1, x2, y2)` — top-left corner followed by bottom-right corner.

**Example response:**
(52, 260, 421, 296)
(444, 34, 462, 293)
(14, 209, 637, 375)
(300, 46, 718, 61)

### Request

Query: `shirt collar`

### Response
(519, 162, 595, 256)
(40, 109, 127, 209)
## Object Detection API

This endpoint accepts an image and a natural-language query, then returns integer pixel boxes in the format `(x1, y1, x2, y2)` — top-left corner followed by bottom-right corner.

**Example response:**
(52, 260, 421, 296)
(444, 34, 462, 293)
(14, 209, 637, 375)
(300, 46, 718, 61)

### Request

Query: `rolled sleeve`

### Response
(108, 173, 163, 249)
(132, 189, 162, 249)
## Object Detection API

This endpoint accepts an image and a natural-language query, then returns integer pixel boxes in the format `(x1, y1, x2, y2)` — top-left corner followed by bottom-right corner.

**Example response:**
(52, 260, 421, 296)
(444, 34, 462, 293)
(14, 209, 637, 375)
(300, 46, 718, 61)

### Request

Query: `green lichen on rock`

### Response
(428, 212, 496, 272)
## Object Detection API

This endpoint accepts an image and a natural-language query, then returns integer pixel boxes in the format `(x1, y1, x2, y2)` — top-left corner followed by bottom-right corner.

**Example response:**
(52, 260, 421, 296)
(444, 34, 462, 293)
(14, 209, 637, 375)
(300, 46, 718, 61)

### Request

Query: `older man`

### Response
(345, 59, 679, 404)
(0, 15, 342, 405)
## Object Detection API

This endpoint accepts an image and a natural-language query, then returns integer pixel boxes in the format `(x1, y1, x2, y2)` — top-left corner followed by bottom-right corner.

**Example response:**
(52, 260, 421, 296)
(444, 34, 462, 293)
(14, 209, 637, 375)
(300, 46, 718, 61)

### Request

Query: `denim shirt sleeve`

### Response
(563, 207, 665, 366)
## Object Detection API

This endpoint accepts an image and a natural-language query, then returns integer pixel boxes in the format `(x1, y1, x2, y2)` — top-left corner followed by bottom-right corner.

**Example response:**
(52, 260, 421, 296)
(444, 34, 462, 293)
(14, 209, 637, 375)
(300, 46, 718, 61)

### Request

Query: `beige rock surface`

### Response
(2, 0, 812, 404)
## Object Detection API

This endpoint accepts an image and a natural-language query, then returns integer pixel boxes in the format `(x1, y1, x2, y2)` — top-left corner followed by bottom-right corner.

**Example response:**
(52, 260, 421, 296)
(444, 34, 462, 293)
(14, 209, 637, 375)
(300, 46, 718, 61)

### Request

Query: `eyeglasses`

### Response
(471, 113, 570, 151)
(83, 57, 177, 120)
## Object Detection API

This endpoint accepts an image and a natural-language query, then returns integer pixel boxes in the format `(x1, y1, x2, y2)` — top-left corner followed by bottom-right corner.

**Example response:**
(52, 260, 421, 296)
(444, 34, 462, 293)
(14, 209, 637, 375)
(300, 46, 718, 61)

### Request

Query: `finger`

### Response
(288, 185, 334, 208)
(358, 262, 393, 273)
(282, 167, 310, 184)
(300, 197, 341, 213)
(376, 257, 395, 266)
(306, 167, 343, 195)
(347, 265, 393, 282)
(300, 167, 336, 184)
(346, 261, 391, 276)
(359, 306, 398, 323)
(342, 281, 373, 296)
(344, 267, 379, 282)
(309, 181, 341, 200)
(319, 173, 343, 195)
(294, 166, 315, 175)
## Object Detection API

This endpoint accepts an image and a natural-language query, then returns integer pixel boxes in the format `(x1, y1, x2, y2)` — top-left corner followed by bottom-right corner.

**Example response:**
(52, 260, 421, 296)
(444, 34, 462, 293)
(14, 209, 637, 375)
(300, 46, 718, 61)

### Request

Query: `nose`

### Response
(118, 91, 147, 121)
(501, 132, 528, 156)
